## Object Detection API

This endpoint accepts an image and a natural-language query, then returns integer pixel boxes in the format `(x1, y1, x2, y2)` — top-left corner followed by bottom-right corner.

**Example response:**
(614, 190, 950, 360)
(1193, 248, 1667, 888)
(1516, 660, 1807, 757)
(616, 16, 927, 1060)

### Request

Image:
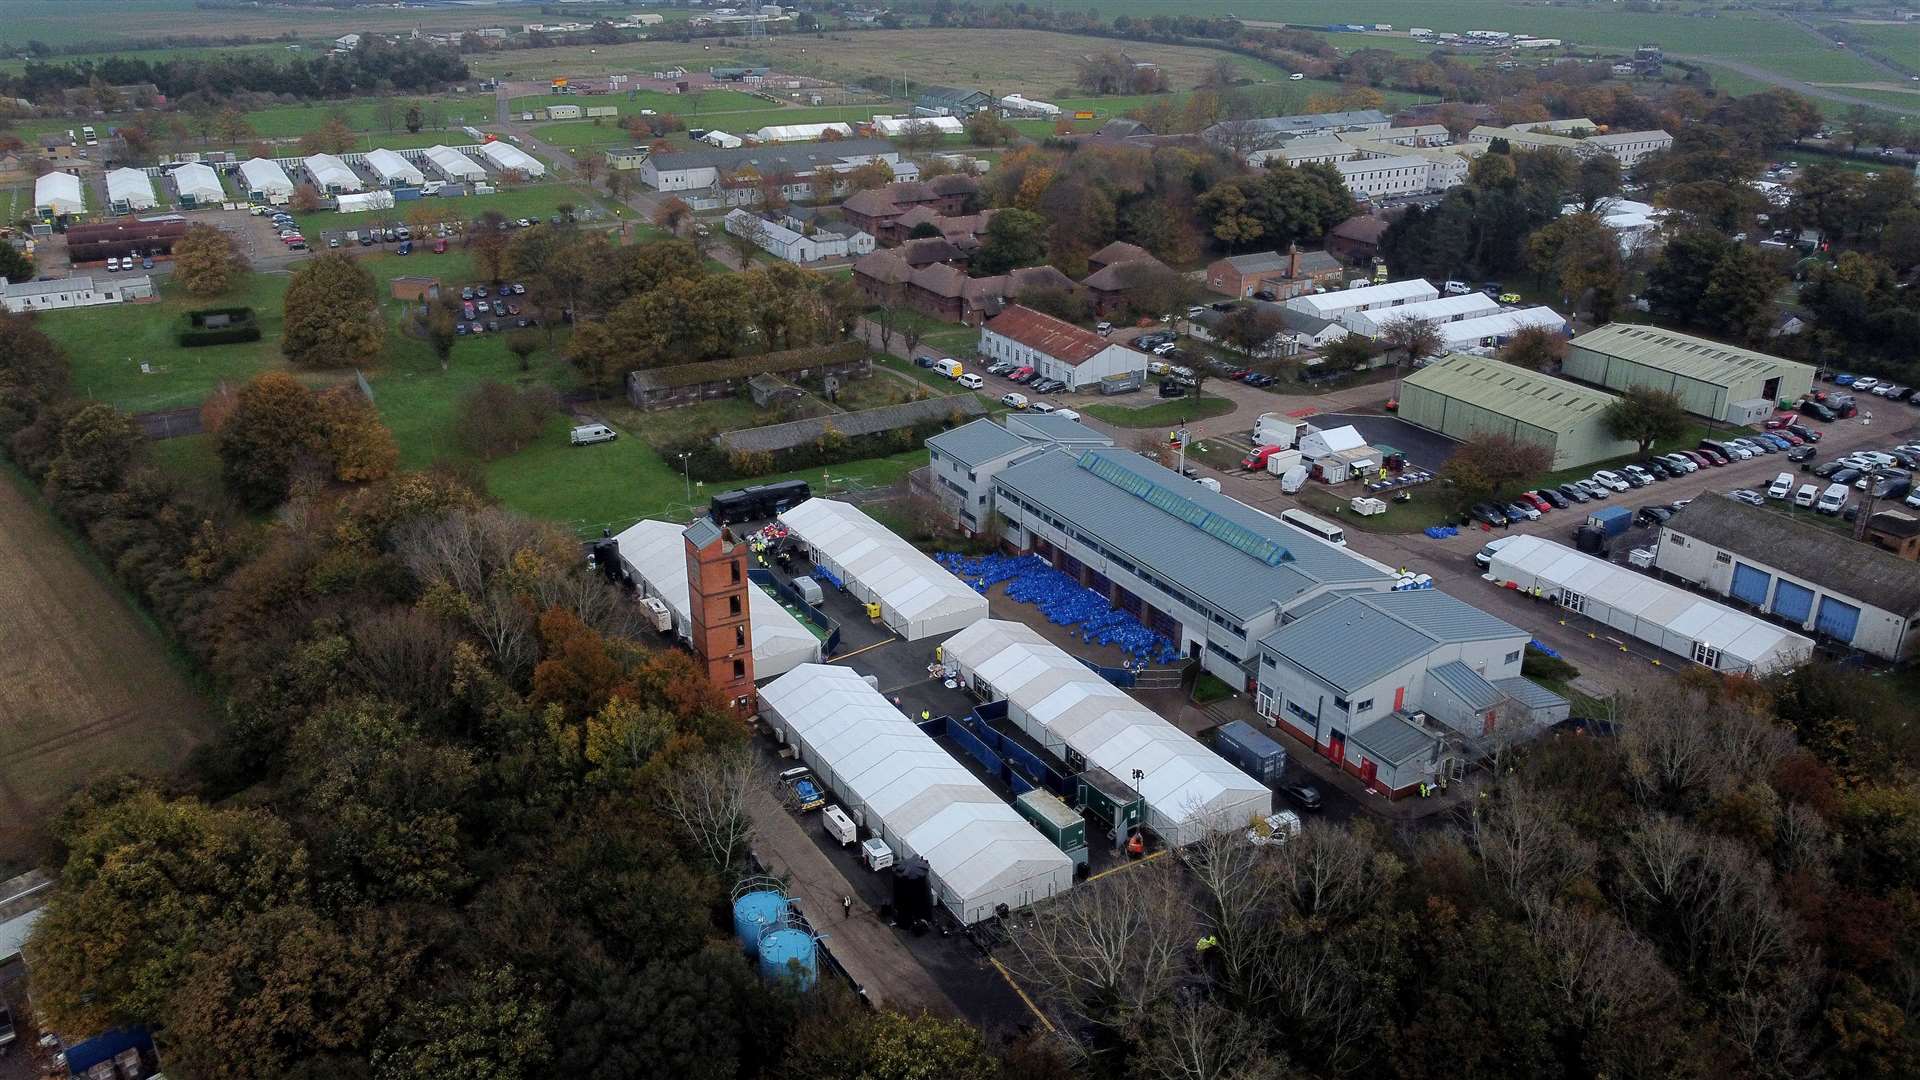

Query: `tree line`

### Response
(0, 34, 469, 105)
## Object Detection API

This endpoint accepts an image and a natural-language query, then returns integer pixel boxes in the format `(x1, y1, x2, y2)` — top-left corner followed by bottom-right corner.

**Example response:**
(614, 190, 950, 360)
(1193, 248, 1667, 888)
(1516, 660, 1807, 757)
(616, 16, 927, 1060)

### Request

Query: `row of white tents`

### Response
(612, 519, 822, 679)
(777, 499, 987, 641)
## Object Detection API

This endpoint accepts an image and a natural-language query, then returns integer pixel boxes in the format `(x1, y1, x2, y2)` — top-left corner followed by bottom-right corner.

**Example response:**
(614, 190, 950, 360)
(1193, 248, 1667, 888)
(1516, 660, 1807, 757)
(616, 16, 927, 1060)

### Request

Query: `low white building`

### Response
(1341, 292, 1500, 338)
(168, 162, 224, 206)
(754, 122, 855, 143)
(302, 153, 362, 194)
(1, 274, 152, 314)
(423, 144, 486, 183)
(778, 497, 987, 640)
(996, 94, 1060, 118)
(34, 171, 85, 217)
(871, 114, 966, 137)
(612, 519, 823, 678)
(105, 168, 157, 213)
(723, 209, 874, 263)
(1287, 278, 1439, 321)
(1583, 129, 1673, 167)
(364, 148, 425, 188)
(1333, 154, 1437, 199)
(478, 140, 546, 178)
(335, 190, 396, 214)
(1434, 307, 1569, 353)
(700, 130, 745, 149)
(238, 157, 295, 203)
(979, 305, 1150, 391)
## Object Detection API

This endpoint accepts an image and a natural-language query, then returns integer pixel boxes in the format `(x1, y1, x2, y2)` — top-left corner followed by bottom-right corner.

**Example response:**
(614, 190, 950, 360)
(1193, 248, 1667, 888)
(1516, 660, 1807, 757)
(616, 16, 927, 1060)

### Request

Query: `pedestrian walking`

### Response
(842, 895, 852, 919)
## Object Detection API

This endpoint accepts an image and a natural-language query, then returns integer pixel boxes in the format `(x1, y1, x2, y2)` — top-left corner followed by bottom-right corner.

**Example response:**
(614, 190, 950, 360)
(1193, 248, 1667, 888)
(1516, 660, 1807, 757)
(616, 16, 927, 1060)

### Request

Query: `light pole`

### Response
(678, 452, 692, 502)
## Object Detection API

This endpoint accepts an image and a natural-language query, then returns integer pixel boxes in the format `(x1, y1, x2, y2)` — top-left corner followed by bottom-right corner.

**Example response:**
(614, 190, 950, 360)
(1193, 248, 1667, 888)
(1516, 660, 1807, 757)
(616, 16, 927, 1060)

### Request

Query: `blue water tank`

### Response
(759, 926, 817, 989)
(732, 888, 786, 954)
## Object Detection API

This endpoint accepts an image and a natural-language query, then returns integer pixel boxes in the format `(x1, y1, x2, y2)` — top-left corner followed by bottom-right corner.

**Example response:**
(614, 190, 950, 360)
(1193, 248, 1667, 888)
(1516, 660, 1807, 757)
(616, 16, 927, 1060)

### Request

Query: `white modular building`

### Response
(1434, 306, 1569, 353)
(34, 171, 85, 217)
(1487, 535, 1813, 674)
(478, 140, 546, 177)
(167, 162, 224, 206)
(778, 498, 987, 640)
(104, 168, 157, 212)
(334, 190, 397, 214)
(423, 144, 487, 183)
(754, 122, 856, 143)
(760, 663, 1073, 924)
(996, 94, 1060, 118)
(1286, 278, 1439, 321)
(612, 520, 822, 678)
(700, 130, 745, 149)
(872, 114, 967, 137)
(238, 157, 295, 202)
(942, 620, 1271, 846)
(1340, 291, 1500, 338)
(364, 147, 425, 188)
(302, 153, 362, 193)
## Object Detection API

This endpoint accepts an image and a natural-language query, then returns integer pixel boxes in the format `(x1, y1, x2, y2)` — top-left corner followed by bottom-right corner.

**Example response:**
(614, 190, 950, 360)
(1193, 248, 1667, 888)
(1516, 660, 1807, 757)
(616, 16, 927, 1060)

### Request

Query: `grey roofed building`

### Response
(1258, 590, 1527, 694)
(993, 447, 1392, 622)
(1219, 251, 1291, 274)
(716, 396, 986, 455)
(914, 85, 994, 117)
(1661, 496, 1920, 618)
(1351, 714, 1440, 766)
(1002, 413, 1111, 446)
(1204, 109, 1390, 141)
(1495, 677, 1572, 714)
(926, 417, 1030, 467)
(646, 137, 898, 174)
(1427, 659, 1504, 712)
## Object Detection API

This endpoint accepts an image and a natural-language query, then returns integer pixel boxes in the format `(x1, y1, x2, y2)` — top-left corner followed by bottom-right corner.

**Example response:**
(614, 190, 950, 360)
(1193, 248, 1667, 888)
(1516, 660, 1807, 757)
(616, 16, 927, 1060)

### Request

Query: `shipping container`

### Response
(1015, 789, 1087, 858)
(1213, 720, 1287, 784)
(1586, 505, 1632, 538)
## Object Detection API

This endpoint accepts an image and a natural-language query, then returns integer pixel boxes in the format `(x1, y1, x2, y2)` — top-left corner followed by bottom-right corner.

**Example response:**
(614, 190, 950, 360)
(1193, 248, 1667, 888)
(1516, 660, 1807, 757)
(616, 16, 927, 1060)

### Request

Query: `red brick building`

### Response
(683, 517, 756, 717)
(840, 175, 980, 243)
(1204, 245, 1344, 299)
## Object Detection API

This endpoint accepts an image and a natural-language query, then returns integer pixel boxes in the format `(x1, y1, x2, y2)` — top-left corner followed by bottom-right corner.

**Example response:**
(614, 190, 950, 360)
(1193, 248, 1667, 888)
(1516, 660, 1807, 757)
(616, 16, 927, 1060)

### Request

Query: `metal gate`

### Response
(1771, 580, 1814, 625)
(1815, 596, 1860, 644)
(1731, 563, 1772, 607)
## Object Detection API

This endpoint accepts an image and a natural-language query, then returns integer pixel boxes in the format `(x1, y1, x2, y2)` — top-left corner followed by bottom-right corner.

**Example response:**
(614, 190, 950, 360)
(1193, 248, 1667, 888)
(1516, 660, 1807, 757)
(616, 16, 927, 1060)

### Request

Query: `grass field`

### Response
(1085, 395, 1237, 428)
(1, 0, 552, 47)
(509, 89, 768, 118)
(0, 464, 211, 872)
(243, 97, 493, 138)
(289, 182, 632, 237)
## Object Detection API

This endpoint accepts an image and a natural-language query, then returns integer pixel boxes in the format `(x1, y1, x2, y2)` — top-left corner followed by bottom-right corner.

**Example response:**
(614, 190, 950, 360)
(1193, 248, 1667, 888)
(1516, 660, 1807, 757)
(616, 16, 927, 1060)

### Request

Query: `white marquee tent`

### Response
(778, 499, 987, 640)
(1340, 291, 1499, 338)
(942, 620, 1271, 846)
(478, 140, 546, 178)
(105, 168, 157, 212)
(1488, 535, 1812, 674)
(335, 190, 396, 214)
(871, 115, 965, 137)
(303, 153, 362, 193)
(167, 163, 223, 205)
(238, 158, 295, 201)
(760, 663, 1073, 924)
(424, 144, 486, 182)
(613, 520, 821, 679)
(1435, 306, 1568, 353)
(33, 171, 85, 216)
(754, 122, 855, 143)
(364, 147, 425, 187)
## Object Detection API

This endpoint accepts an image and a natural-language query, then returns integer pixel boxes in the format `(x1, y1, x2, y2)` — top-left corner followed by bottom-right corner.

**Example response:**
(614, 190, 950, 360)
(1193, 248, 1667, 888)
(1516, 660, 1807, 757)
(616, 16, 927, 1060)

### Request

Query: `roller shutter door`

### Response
(1770, 580, 1814, 625)
(1730, 563, 1772, 607)
(1815, 596, 1860, 644)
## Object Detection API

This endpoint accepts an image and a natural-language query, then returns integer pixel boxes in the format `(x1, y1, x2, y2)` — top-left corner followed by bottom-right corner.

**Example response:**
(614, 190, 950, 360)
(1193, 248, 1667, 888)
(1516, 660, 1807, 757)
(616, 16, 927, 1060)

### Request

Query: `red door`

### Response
(1327, 732, 1345, 764)
(1393, 686, 1405, 711)
(1360, 758, 1377, 785)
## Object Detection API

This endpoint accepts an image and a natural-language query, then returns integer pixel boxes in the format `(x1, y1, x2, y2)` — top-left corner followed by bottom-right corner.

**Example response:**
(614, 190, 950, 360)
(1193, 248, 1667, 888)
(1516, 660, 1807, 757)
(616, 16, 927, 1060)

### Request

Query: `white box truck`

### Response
(1251, 412, 1300, 448)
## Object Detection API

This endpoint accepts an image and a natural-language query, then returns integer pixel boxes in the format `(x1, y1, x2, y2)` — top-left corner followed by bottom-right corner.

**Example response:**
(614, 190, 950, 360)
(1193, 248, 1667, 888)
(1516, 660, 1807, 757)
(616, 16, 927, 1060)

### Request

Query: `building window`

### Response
(735, 625, 746, 648)
(1332, 696, 1350, 712)
(1505, 650, 1520, 665)
(732, 659, 746, 679)
(730, 560, 741, 583)
(728, 595, 742, 616)
(1691, 641, 1721, 669)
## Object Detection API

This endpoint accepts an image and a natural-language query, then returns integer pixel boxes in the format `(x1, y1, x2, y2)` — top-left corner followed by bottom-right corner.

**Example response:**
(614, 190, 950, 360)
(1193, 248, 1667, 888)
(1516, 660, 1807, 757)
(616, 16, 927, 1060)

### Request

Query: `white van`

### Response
(570, 423, 617, 445)
(1052, 408, 1080, 421)
(1766, 473, 1794, 500)
(934, 358, 964, 378)
(1000, 392, 1028, 409)
(1443, 280, 1472, 295)
(956, 373, 984, 390)
(1816, 483, 1849, 515)
(1794, 483, 1819, 508)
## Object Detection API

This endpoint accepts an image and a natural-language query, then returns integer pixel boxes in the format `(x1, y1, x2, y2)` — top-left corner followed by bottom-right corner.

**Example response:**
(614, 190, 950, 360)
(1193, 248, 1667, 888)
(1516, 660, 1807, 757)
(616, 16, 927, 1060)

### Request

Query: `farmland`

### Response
(0, 465, 211, 872)
(0, 0, 553, 48)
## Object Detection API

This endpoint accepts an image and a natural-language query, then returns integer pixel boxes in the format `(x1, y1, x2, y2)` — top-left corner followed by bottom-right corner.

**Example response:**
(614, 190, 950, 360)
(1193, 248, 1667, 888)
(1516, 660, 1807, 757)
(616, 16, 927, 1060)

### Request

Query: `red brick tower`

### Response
(684, 516, 756, 717)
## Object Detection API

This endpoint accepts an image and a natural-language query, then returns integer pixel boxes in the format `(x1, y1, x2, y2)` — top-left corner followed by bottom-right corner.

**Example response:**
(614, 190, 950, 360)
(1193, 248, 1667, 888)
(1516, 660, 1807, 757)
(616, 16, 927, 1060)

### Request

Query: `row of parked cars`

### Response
(455, 281, 533, 335)
(984, 358, 1071, 395)
(1463, 435, 1823, 528)
(1825, 372, 1920, 403)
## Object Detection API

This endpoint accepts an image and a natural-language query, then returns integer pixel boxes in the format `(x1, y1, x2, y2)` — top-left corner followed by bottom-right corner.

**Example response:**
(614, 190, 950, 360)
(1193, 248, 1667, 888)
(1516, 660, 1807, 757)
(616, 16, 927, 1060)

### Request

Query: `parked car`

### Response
(1787, 445, 1817, 463)
(1830, 467, 1863, 485)
(1505, 500, 1540, 522)
(1801, 400, 1838, 421)
(1636, 505, 1675, 527)
(1577, 478, 1611, 499)
(1557, 483, 1590, 504)
(1520, 491, 1552, 513)
(1475, 535, 1521, 569)
(1281, 782, 1323, 811)
(1852, 377, 1881, 393)
(1470, 502, 1509, 526)
(1729, 489, 1766, 506)
(1660, 453, 1697, 474)
(1592, 470, 1630, 492)
(1621, 465, 1656, 487)
(1535, 487, 1569, 509)
(1010, 366, 1035, 383)
(1639, 459, 1671, 480)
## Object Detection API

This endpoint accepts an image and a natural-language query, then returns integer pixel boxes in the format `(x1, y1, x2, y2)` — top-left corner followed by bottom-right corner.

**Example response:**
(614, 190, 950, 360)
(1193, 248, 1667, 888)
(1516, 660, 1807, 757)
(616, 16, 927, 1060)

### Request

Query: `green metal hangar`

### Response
(1563, 323, 1815, 424)
(1397, 354, 1637, 470)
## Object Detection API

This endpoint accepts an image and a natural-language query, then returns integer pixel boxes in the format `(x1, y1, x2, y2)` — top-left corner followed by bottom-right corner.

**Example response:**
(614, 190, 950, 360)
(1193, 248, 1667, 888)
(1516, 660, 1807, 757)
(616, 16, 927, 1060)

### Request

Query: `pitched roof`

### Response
(1403, 353, 1620, 434)
(682, 517, 723, 550)
(1259, 590, 1524, 693)
(629, 342, 867, 390)
(1569, 322, 1814, 385)
(927, 418, 1032, 466)
(1664, 495, 1920, 616)
(1088, 240, 1155, 268)
(717, 396, 986, 454)
(1220, 251, 1290, 274)
(1083, 255, 1170, 292)
(1350, 715, 1440, 766)
(983, 305, 1128, 365)
(853, 248, 913, 284)
(1330, 215, 1389, 243)
(1428, 659, 1504, 711)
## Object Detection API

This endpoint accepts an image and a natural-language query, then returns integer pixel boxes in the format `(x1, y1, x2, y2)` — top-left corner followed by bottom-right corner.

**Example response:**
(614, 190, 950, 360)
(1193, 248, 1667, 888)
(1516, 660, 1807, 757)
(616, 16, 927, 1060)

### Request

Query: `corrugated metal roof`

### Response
(984, 305, 1137, 366)
(1569, 322, 1814, 386)
(1351, 714, 1440, 766)
(994, 448, 1393, 621)
(1002, 414, 1112, 445)
(1402, 353, 1617, 433)
(718, 395, 985, 455)
(928, 418, 1031, 467)
(1260, 590, 1524, 693)
(1428, 660, 1504, 711)
(1663, 494, 1920, 615)
(1493, 677, 1569, 713)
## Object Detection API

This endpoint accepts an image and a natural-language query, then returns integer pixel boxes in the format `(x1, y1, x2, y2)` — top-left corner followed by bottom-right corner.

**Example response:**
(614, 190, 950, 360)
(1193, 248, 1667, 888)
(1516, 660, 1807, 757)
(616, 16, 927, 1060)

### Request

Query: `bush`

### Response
(456, 382, 555, 461)
(177, 307, 262, 348)
(1522, 646, 1580, 685)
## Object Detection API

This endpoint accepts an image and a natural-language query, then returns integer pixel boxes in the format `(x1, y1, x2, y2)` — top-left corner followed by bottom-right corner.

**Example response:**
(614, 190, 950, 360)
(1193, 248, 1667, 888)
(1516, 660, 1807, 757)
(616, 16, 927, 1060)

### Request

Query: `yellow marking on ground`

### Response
(989, 956, 1057, 1034)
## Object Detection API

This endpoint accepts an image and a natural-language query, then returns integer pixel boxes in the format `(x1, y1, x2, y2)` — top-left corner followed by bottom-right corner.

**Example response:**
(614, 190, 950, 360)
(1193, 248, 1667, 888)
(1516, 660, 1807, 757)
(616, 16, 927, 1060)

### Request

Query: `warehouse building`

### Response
(104, 168, 157, 213)
(1563, 323, 1815, 423)
(760, 663, 1073, 925)
(1254, 590, 1567, 797)
(1655, 496, 1920, 661)
(478, 140, 546, 178)
(611, 520, 823, 678)
(977, 305, 1150, 392)
(1398, 354, 1635, 469)
(943, 620, 1271, 846)
(1488, 535, 1814, 673)
(423, 144, 486, 183)
(990, 447, 1401, 684)
(925, 415, 1114, 534)
(238, 157, 295, 203)
(364, 147, 425, 188)
(778, 498, 987, 640)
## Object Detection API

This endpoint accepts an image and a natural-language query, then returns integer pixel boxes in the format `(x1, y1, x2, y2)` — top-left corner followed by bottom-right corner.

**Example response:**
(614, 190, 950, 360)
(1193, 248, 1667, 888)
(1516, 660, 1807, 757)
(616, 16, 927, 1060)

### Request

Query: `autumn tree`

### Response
(1379, 314, 1441, 364)
(298, 116, 356, 155)
(1603, 386, 1689, 453)
(975, 207, 1050, 274)
(457, 381, 554, 460)
(282, 252, 383, 369)
(215, 371, 327, 508)
(314, 385, 398, 483)
(1498, 325, 1567, 370)
(1441, 433, 1554, 503)
(290, 182, 325, 213)
(651, 195, 692, 235)
(468, 211, 511, 282)
(172, 221, 249, 297)
(1319, 332, 1377, 371)
(213, 107, 254, 147)
(1527, 211, 1625, 321)
(504, 328, 540, 372)
(964, 110, 1014, 147)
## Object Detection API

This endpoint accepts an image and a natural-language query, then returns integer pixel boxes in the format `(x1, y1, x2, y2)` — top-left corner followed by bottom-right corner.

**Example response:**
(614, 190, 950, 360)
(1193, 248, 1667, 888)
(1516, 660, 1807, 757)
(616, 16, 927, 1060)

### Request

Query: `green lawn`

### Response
(243, 97, 493, 139)
(290, 182, 632, 237)
(1085, 395, 1237, 429)
(510, 89, 766, 118)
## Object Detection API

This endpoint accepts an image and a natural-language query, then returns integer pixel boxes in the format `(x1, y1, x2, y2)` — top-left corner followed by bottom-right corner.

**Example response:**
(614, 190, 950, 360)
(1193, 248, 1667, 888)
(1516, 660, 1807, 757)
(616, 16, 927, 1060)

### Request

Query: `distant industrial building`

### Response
(632, 138, 914, 210)
(978, 305, 1150, 392)
(1203, 109, 1391, 147)
(1563, 323, 1815, 424)
(925, 414, 1114, 534)
(1655, 496, 1920, 661)
(1, 274, 152, 314)
(913, 85, 994, 118)
(1398, 354, 1634, 469)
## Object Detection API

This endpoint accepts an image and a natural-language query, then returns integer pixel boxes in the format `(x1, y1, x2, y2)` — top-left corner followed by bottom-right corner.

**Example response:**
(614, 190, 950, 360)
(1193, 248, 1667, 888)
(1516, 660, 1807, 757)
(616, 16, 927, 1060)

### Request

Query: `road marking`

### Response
(829, 638, 895, 664)
(989, 956, 1056, 1034)
(1085, 848, 1168, 882)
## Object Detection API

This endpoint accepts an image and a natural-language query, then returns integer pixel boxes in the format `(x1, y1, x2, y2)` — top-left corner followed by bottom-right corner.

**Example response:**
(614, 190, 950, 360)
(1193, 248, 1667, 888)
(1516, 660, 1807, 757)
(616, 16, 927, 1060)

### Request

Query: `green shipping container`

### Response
(1015, 789, 1087, 853)
(1076, 767, 1144, 831)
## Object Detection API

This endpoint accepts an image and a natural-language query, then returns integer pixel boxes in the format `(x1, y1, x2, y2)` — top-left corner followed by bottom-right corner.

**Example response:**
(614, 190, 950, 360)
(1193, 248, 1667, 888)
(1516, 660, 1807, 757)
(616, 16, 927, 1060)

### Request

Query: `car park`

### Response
(1817, 483, 1849, 515)
(1470, 503, 1509, 526)
(1660, 453, 1696, 474)
(1787, 445, 1816, 463)
(1535, 487, 1569, 509)
(1639, 459, 1671, 479)
(1830, 467, 1863, 485)
(1766, 473, 1795, 499)
(1852, 377, 1880, 393)
(1801, 400, 1837, 421)
(1577, 479, 1610, 500)
(1557, 483, 1590, 504)
(1621, 466, 1655, 487)
(1794, 483, 1818, 507)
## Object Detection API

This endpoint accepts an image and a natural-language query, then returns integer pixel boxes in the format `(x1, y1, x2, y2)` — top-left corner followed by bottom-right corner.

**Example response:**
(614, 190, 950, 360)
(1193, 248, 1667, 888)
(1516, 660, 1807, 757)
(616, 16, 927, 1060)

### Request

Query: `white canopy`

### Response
(1488, 535, 1812, 674)
(760, 663, 1073, 924)
(1287, 278, 1439, 319)
(478, 140, 545, 177)
(303, 153, 362, 192)
(1341, 292, 1499, 337)
(167, 163, 222, 203)
(424, 144, 486, 182)
(238, 157, 294, 197)
(364, 147, 425, 187)
(105, 168, 156, 211)
(872, 115, 965, 137)
(613, 520, 821, 678)
(33, 171, 83, 215)
(754, 122, 855, 143)
(778, 498, 987, 640)
(335, 190, 395, 214)
(1435, 306, 1567, 352)
(942, 620, 1271, 846)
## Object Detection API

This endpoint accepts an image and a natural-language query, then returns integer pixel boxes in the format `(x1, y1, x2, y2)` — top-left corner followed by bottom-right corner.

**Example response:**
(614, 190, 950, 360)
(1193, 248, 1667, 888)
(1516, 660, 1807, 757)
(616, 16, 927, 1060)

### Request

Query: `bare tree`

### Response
(1270, 819, 1402, 921)
(468, 586, 540, 681)
(1379, 314, 1441, 365)
(1011, 859, 1195, 1038)
(1177, 823, 1291, 1010)
(1472, 782, 1596, 906)
(658, 748, 763, 875)
(1133, 1000, 1289, 1080)
(1619, 684, 1792, 807)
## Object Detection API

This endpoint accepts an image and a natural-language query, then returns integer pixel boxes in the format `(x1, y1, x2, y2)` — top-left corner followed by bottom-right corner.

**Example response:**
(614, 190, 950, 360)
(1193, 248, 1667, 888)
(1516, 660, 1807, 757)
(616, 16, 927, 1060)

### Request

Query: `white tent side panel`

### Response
(106, 168, 157, 210)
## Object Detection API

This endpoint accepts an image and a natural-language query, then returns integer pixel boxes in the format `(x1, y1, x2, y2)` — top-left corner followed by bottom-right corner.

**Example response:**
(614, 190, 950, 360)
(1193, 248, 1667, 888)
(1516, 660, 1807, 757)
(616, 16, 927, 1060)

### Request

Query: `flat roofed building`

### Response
(1655, 495, 1920, 661)
(925, 416, 1113, 534)
(1399, 354, 1633, 469)
(1341, 292, 1499, 338)
(1434, 306, 1569, 353)
(1563, 323, 1815, 423)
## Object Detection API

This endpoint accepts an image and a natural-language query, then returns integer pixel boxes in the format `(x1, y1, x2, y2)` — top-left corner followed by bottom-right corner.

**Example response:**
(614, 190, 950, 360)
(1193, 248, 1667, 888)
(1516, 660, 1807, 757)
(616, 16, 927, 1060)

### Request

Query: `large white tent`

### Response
(335, 190, 396, 214)
(1488, 535, 1812, 674)
(105, 168, 157, 212)
(613, 520, 821, 679)
(1340, 292, 1499, 338)
(238, 158, 295, 201)
(754, 122, 855, 143)
(364, 147, 425, 187)
(33, 171, 85, 216)
(303, 153, 362, 193)
(871, 115, 965, 137)
(760, 663, 1073, 924)
(1435, 306, 1568, 353)
(942, 620, 1271, 846)
(167, 163, 223, 205)
(423, 144, 486, 182)
(477, 140, 546, 177)
(778, 498, 987, 640)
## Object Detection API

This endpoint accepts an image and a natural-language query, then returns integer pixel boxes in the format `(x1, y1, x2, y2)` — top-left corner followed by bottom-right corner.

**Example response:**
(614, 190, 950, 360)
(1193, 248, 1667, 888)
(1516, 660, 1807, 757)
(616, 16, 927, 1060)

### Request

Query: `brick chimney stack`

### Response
(683, 516, 756, 717)
(1287, 242, 1301, 279)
